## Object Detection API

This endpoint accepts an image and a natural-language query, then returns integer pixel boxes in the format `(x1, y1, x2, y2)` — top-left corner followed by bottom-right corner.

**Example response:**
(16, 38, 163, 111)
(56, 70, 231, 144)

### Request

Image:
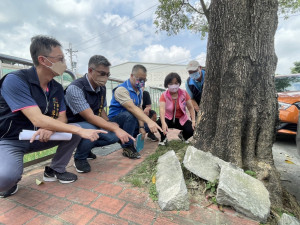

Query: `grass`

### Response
(121, 140, 190, 201)
(23, 146, 57, 163)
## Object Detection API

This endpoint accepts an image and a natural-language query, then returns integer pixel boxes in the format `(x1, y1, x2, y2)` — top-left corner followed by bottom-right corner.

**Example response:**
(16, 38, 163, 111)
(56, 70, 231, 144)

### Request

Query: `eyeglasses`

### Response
(43, 55, 65, 63)
(91, 68, 111, 77)
(134, 76, 147, 83)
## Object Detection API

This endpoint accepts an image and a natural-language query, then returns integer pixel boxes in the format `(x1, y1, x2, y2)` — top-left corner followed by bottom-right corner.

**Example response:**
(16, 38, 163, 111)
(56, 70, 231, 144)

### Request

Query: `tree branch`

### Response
(199, 0, 210, 22)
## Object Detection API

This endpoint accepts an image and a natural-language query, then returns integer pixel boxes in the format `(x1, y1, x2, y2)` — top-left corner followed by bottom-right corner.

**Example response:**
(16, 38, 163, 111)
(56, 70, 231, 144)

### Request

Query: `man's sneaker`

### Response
(122, 146, 141, 159)
(74, 159, 91, 173)
(43, 166, 78, 184)
(147, 132, 159, 142)
(158, 138, 168, 146)
(87, 151, 97, 160)
(0, 185, 18, 198)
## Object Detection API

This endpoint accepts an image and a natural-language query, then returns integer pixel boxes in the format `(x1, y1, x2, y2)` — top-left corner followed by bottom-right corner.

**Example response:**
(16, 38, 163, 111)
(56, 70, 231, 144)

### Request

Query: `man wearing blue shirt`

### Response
(0, 35, 105, 198)
(185, 60, 205, 114)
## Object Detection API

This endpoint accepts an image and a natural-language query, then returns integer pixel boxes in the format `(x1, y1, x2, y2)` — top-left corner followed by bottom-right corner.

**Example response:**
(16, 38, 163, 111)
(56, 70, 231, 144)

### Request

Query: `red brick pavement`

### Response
(0, 130, 259, 225)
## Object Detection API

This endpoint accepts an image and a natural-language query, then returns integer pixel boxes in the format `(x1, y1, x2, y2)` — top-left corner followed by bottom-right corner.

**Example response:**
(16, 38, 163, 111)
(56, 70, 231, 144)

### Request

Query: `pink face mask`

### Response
(168, 84, 179, 93)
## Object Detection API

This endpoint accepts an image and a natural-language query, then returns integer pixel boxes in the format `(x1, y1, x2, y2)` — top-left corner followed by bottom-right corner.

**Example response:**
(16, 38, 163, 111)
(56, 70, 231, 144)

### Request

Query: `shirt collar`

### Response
(85, 74, 100, 93)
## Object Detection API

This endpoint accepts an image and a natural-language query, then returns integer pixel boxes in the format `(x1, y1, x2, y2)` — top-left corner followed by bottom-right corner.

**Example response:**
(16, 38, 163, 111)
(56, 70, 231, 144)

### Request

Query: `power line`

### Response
(73, 3, 158, 49)
(65, 43, 78, 72)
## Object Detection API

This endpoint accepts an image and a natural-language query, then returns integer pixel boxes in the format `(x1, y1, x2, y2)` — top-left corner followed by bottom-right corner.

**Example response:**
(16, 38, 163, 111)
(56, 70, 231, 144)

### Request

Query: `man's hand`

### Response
(115, 128, 135, 144)
(76, 128, 108, 142)
(148, 120, 163, 133)
(31, 129, 54, 143)
(139, 128, 146, 140)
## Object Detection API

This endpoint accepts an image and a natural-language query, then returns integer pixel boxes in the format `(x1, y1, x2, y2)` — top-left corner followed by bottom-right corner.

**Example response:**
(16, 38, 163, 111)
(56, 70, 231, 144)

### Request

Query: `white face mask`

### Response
(44, 57, 67, 75)
(91, 75, 108, 87)
(168, 84, 180, 93)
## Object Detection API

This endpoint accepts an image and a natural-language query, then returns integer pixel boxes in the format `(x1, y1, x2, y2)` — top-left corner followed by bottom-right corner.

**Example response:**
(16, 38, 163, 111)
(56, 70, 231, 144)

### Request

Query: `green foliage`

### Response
(279, 0, 300, 18)
(121, 140, 189, 201)
(154, 0, 209, 38)
(245, 170, 257, 178)
(154, 0, 300, 37)
(24, 147, 57, 163)
(291, 61, 300, 74)
(205, 179, 218, 194)
(149, 183, 158, 201)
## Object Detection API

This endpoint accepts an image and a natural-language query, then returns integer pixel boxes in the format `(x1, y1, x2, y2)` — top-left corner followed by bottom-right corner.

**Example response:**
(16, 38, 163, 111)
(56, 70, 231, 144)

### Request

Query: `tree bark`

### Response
(193, 0, 283, 207)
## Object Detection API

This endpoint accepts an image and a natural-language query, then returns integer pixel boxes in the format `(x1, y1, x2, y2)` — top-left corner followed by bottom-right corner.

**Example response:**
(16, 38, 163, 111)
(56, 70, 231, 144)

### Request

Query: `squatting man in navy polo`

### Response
(0, 35, 106, 198)
(65, 55, 134, 173)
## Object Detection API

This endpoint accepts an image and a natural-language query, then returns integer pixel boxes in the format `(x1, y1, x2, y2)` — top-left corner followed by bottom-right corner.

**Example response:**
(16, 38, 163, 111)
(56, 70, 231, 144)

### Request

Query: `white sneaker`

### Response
(158, 138, 168, 146)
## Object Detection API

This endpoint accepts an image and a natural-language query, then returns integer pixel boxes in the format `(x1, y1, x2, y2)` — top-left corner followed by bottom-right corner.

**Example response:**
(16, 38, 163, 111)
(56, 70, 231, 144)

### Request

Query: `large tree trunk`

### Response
(193, 0, 283, 207)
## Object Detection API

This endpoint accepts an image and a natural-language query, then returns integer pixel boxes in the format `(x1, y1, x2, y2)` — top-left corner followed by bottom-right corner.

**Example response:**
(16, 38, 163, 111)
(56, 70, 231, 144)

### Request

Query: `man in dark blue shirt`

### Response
(0, 35, 105, 198)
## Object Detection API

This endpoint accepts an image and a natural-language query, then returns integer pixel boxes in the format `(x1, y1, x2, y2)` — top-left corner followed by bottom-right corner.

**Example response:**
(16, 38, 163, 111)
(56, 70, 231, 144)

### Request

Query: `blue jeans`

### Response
(75, 121, 119, 160)
(109, 111, 139, 148)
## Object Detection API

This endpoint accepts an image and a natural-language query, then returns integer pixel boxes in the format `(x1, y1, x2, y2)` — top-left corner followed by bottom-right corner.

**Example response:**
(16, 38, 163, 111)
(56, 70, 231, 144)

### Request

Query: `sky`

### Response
(0, 0, 299, 77)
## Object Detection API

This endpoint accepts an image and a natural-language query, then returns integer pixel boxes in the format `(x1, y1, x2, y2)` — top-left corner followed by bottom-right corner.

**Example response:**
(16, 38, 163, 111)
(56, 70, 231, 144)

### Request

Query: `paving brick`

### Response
(58, 204, 97, 224)
(119, 203, 156, 225)
(178, 205, 217, 225)
(99, 172, 123, 182)
(37, 182, 77, 198)
(0, 206, 38, 225)
(35, 196, 72, 216)
(156, 212, 195, 225)
(0, 199, 17, 214)
(216, 212, 259, 225)
(26, 215, 63, 225)
(65, 188, 99, 205)
(78, 171, 103, 180)
(118, 188, 148, 205)
(93, 182, 123, 196)
(91, 195, 126, 214)
(89, 213, 128, 225)
(10, 188, 50, 207)
(71, 177, 100, 190)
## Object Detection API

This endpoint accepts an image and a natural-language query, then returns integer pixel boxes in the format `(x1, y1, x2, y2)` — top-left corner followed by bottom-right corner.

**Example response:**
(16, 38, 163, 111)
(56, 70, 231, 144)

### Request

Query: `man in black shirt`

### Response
(142, 90, 159, 141)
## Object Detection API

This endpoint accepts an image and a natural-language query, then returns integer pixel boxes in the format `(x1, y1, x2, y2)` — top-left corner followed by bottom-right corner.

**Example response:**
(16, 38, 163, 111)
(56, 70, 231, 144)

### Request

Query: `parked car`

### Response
(275, 74, 300, 135)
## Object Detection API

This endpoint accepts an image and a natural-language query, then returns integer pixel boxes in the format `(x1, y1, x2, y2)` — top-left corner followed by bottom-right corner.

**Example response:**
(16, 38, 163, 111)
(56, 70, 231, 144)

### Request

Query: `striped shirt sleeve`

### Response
(64, 85, 90, 115)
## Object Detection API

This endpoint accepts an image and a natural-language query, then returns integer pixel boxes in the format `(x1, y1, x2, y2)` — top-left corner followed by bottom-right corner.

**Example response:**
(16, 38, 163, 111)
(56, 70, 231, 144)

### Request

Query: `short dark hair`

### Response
(149, 110, 156, 118)
(164, 72, 181, 88)
(30, 35, 62, 66)
(132, 64, 147, 74)
(88, 55, 111, 68)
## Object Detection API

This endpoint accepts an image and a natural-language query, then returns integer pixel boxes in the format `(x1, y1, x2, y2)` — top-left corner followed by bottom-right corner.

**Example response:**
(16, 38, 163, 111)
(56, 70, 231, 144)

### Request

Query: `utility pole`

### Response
(65, 43, 78, 72)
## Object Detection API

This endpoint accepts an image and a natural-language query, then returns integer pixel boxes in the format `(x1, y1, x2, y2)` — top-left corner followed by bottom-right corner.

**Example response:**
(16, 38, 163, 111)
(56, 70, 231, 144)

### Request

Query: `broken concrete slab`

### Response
(278, 213, 300, 225)
(183, 146, 242, 182)
(216, 164, 270, 222)
(156, 150, 189, 211)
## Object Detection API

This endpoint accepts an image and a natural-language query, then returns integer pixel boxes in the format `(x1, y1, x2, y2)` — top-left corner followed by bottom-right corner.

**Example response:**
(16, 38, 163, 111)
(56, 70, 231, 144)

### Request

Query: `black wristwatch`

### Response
(139, 126, 145, 129)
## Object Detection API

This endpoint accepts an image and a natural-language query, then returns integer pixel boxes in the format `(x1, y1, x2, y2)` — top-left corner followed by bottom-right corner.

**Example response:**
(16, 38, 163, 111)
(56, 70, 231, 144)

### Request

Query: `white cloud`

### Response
(194, 52, 206, 67)
(138, 45, 191, 64)
(275, 16, 300, 74)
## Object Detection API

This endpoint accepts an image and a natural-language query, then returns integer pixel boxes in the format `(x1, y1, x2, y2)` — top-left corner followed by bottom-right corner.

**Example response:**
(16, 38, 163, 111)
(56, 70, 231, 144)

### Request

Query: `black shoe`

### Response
(178, 131, 190, 143)
(74, 159, 91, 173)
(122, 146, 141, 159)
(87, 151, 97, 160)
(0, 185, 18, 198)
(43, 166, 78, 183)
(147, 132, 159, 142)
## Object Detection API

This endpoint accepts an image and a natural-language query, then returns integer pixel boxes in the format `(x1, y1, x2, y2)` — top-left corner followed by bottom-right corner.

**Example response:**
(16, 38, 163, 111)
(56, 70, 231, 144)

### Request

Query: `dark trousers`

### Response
(156, 118, 194, 141)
